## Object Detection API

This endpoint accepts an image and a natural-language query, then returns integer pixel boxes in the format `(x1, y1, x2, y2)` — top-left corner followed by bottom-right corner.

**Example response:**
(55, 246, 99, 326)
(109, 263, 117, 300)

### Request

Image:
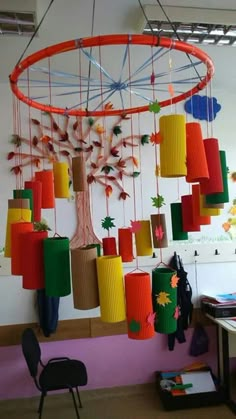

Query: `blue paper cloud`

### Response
(184, 95, 221, 121)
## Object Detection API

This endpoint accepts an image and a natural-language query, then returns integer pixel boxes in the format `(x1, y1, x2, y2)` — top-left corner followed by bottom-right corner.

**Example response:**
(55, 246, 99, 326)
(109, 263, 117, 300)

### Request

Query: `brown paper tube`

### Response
(71, 247, 99, 310)
(151, 214, 168, 248)
(72, 155, 87, 191)
(8, 199, 30, 209)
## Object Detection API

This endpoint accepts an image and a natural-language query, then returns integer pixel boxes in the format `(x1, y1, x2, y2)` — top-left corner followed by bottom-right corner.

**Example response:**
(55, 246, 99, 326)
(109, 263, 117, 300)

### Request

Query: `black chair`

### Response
(21, 328, 88, 419)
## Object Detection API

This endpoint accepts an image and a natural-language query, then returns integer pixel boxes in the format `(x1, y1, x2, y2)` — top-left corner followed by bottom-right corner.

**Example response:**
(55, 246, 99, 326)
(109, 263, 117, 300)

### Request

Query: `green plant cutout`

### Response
(34, 218, 51, 232)
(129, 319, 141, 333)
(141, 134, 150, 145)
(149, 100, 161, 114)
(101, 216, 116, 232)
(151, 194, 165, 208)
(113, 125, 122, 136)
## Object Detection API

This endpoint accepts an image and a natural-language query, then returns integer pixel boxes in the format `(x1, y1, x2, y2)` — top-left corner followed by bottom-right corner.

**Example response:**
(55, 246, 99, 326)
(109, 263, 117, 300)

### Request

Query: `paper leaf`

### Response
(168, 84, 175, 97)
(141, 134, 150, 145)
(93, 141, 102, 147)
(151, 195, 165, 208)
(88, 117, 94, 126)
(129, 319, 141, 333)
(105, 185, 113, 198)
(132, 171, 140, 178)
(149, 100, 161, 114)
(132, 157, 139, 167)
(119, 191, 130, 200)
(95, 124, 105, 134)
(171, 274, 179, 288)
(130, 220, 142, 233)
(155, 225, 164, 241)
(150, 72, 155, 85)
(111, 147, 119, 157)
(173, 306, 180, 319)
(146, 312, 156, 326)
(7, 152, 15, 160)
(156, 292, 171, 306)
(11, 135, 21, 147)
(101, 165, 114, 174)
(113, 125, 122, 136)
(150, 132, 162, 145)
(101, 216, 116, 231)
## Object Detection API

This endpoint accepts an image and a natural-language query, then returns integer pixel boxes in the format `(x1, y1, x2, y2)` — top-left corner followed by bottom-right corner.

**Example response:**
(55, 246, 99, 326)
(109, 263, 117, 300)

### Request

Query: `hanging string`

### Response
(27, 68, 33, 180)
(209, 78, 214, 138)
(86, 0, 96, 112)
(138, 112, 144, 219)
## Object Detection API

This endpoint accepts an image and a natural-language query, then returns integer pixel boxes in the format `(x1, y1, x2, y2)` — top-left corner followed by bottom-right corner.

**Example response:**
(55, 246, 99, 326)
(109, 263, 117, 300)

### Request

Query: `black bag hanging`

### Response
(36, 289, 60, 337)
(189, 322, 209, 356)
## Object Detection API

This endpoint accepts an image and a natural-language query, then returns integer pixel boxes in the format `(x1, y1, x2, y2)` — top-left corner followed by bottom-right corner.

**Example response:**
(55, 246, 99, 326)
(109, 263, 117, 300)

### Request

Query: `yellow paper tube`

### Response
(96, 256, 126, 323)
(135, 220, 153, 256)
(199, 195, 221, 216)
(53, 162, 70, 198)
(160, 114, 186, 177)
(4, 208, 32, 257)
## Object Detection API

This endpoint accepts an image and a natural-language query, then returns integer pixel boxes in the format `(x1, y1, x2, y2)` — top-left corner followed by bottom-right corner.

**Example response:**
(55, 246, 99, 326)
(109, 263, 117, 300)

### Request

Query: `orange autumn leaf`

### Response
(171, 274, 179, 288)
(104, 102, 114, 110)
(156, 291, 171, 306)
(222, 222, 231, 232)
(168, 83, 175, 97)
(95, 124, 105, 134)
(105, 185, 113, 197)
(150, 132, 162, 145)
(132, 156, 139, 167)
(40, 135, 51, 144)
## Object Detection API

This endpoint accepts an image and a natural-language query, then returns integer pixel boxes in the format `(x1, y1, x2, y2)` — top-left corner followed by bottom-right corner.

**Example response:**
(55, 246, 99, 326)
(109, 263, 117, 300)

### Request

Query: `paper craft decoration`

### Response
(192, 184, 211, 226)
(160, 114, 186, 177)
(72, 155, 88, 191)
(150, 214, 168, 248)
(199, 195, 221, 216)
(43, 237, 71, 297)
(13, 189, 33, 220)
(102, 237, 117, 255)
(181, 195, 201, 232)
(96, 255, 126, 323)
(200, 138, 223, 195)
(8, 198, 30, 209)
(205, 150, 229, 204)
(35, 170, 55, 208)
(185, 122, 209, 183)
(71, 246, 99, 310)
(11, 222, 34, 275)
(53, 162, 70, 198)
(24, 180, 42, 222)
(135, 220, 153, 256)
(152, 267, 177, 334)
(125, 271, 155, 340)
(118, 228, 133, 262)
(170, 203, 188, 241)
(22, 230, 48, 289)
(4, 207, 32, 257)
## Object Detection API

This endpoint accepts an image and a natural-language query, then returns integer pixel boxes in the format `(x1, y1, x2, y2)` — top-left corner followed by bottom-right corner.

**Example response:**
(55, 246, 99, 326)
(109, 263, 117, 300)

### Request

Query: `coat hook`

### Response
(215, 249, 220, 255)
(152, 252, 156, 258)
(194, 250, 199, 256)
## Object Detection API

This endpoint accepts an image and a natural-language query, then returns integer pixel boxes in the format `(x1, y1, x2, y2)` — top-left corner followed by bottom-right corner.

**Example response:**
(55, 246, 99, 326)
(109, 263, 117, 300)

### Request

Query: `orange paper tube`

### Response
(125, 272, 155, 340)
(186, 122, 209, 183)
(22, 230, 48, 289)
(35, 170, 55, 208)
(24, 180, 42, 222)
(11, 222, 34, 275)
(118, 228, 133, 262)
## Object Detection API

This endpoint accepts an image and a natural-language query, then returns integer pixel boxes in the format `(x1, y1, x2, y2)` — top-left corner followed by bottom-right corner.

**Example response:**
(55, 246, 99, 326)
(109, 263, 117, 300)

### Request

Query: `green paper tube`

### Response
(13, 189, 33, 220)
(152, 267, 177, 334)
(43, 237, 71, 297)
(170, 203, 188, 241)
(206, 151, 229, 204)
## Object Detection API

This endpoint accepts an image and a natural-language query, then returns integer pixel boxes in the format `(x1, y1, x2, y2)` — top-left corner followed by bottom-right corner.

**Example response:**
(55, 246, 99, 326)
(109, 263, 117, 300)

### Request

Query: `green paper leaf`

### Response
(101, 165, 114, 174)
(74, 147, 83, 152)
(149, 100, 161, 114)
(151, 195, 165, 208)
(113, 125, 122, 136)
(132, 171, 140, 178)
(141, 134, 150, 145)
(88, 117, 94, 126)
(101, 216, 116, 231)
(129, 319, 141, 333)
(10, 134, 21, 147)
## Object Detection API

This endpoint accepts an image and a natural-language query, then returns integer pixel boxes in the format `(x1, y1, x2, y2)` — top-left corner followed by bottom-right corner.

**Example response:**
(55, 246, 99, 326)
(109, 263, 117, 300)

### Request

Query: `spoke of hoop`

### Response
(31, 87, 105, 100)
(119, 90, 125, 109)
(67, 88, 114, 110)
(118, 44, 129, 83)
(93, 89, 117, 111)
(81, 48, 116, 83)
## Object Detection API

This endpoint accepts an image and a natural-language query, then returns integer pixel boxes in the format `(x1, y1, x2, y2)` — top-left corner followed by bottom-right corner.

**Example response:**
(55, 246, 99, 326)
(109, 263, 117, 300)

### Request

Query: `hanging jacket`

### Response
(167, 252, 193, 350)
(36, 289, 60, 337)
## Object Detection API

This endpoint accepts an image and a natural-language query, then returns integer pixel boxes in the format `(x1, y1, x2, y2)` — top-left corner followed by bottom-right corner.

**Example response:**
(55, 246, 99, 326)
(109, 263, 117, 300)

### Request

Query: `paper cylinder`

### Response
(43, 237, 71, 297)
(200, 138, 223, 195)
(53, 162, 70, 198)
(8, 198, 30, 209)
(160, 114, 186, 177)
(35, 170, 55, 208)
(185, 122, 209, 183)
(181, 195, 201, 232)
(11, 222, 34, 275)
(205, 151, 229, 205)
(4, 208, 32, 257)
(125, 272, 155, 340)
(71, 247, 99, 310)
(84, 243, 101, 256)
(150, 214, 168, 248)
(202, 196, 224, 209)
(200, 195, 221, 216)
(13, 189, 33, 218)
(102, 237, 117, 255)
(96, 255, 126, 323)
(118, 228, 133, 262)
(135, 220, 153, 256)
(170, 203, 188, 241)
(22, 230, 48, 289)
(24, 180, 42, 222)
(72, 155, 87, 191)
(192, 184, 211, 225)
(152, 267, 177, 334)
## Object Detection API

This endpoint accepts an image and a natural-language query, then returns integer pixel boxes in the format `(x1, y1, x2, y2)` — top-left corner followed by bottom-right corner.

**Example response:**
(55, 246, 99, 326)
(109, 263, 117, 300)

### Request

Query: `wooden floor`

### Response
(0, 384, 235, 419)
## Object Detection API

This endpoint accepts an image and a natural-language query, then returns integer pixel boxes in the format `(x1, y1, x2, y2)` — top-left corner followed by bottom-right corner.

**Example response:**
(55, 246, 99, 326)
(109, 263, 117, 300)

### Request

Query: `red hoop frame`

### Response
(9, 34, 214, 117)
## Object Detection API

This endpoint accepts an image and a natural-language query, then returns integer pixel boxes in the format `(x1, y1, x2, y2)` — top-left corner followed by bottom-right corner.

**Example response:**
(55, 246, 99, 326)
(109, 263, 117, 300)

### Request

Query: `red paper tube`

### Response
(22, 230, 48, 289)
(118, 228, 133, 262)
(102, 237, 117, 256)
(181, 195, 201, 232)
(35, 170, 55, 209)
(11, 222, 34, 275)
(24, 180, 42, 222)
(200, 138, 223, 195)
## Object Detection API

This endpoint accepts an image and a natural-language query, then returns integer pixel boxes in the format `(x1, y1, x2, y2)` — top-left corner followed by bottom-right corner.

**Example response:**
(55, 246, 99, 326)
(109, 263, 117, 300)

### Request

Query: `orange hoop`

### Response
(9, 34, 214, 117)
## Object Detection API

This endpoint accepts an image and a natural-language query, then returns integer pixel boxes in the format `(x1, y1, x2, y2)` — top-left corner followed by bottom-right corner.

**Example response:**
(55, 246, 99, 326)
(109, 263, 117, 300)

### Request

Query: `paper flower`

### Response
(150, 132, 162, 145)
(146, 312, 156, 326)
(171, 274, 179, 288)
(156, 291, 171, 306)
(130, 220, 142, 233)
(155, 225, 164, 241)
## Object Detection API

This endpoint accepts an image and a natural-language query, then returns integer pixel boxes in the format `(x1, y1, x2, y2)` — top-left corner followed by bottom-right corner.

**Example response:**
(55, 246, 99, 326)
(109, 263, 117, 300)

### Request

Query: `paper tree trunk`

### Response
(96, 255, 126, 323)
(22, 230, 48, 289)
(43, 237, 71, 297)
(152, 267, 177, 334)
(150, 214, 168, 248)
(135, 220, 153, 256)
(118, 228, 133, 262)
(125, 272, 155, 340)
(71, 247, 99, 310)
(4, 207, 32, 257)
(11, 222, 34, 275)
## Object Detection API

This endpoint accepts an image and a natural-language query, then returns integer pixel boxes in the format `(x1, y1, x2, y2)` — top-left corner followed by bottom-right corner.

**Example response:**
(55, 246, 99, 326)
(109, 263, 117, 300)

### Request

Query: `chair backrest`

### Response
(21, 328, 41, 378)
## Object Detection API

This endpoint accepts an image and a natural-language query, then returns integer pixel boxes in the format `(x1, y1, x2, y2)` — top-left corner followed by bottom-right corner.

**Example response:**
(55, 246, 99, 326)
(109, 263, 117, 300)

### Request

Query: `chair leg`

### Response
(38, 392, 45, 419)
(76, 387, 83, 408)
(69, 388, 80, 419)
